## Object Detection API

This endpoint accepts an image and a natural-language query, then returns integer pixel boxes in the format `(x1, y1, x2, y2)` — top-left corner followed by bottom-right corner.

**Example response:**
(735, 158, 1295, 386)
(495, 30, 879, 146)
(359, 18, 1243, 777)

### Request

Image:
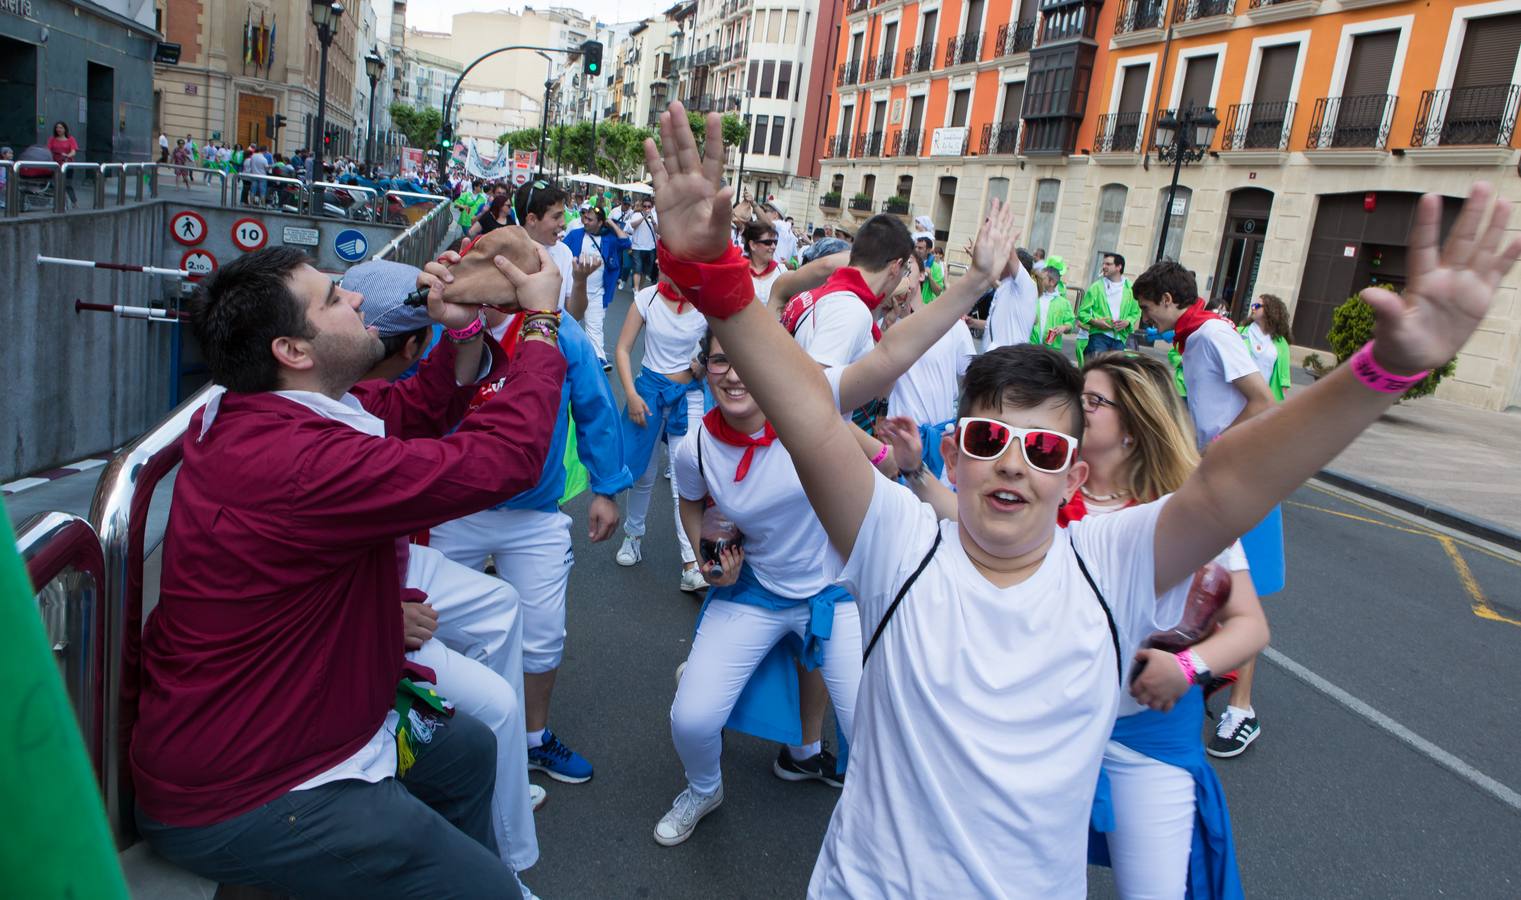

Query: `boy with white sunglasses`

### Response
(645, 101, 1518, 898)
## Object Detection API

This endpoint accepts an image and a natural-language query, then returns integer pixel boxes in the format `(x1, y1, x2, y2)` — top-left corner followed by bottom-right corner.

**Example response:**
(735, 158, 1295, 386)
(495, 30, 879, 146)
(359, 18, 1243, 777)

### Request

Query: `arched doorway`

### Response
(1211, 188, 1273, 320)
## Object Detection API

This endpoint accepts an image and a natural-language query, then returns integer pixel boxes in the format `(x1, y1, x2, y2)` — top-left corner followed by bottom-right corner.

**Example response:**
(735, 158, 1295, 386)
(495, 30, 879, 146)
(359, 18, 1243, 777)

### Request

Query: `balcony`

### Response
(864, 51, 896, 82)
(882, 195, 911, 215)
(848, 194, 875, 212)
(902, 43, 936, 76)
(979, 120, 1023, 155)
(1038, 7, 1098, 45)
(893, 127, 923, 157)
(1113, 0, 1167, 45)
(1221, 100, 1295, 150)
(854, 130, 885, 157)
(847, 0, 869, 13)
(837, 60, 861, 87)
(1305, 94, 1397, 156)
(1409, 84, 1521, 165)
(995, 21, 1037, 57)
(1171, 0, 1236, 36)
(944, 34, 981, 68)
(1093, 111, 1147, 156)
(825, 134, 852, 159)
(1245, 0, 1321, 24)
(623, 82, 637, 98)
(821, 191, 842, 209)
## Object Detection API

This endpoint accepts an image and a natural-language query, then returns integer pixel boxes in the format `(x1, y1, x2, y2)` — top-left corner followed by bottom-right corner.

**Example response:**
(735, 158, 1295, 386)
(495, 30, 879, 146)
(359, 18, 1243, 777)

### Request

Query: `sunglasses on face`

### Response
(957, 417, 1078, 473)
(753, 239, 777, 246)
(1250, 302, 1263, 310)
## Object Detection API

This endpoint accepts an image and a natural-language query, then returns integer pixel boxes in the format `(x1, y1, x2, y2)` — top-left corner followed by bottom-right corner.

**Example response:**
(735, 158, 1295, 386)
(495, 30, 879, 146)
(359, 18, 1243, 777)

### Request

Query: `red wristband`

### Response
(1349, 341, 1429, 394)
(655, 242, 754, 320)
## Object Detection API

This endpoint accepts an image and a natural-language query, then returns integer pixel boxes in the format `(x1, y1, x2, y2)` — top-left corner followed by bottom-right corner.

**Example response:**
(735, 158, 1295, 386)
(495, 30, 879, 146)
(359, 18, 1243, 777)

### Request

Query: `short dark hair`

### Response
(915, 236, 933, 251)
(189, 247, 313, 393)
(1133, 260, 1197, 309)
(1104, 252, 1126, 273)
(957, 344, 1085, 439)
(849, 214, 914, 271)
(1015, 248, 1034, 273)
(381, 325, 431, 359)
(742, 221, 774, 249)
(512, 179, 566, 224)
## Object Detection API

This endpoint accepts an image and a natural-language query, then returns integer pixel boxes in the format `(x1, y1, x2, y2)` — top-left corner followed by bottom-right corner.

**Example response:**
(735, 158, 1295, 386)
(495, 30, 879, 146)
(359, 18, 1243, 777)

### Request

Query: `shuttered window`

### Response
(951, 89, 971, 127)
(1179, 54, 1218, 112)
(1452, 12, 1521, 89)
(1341, 30, 1398, 98)
(1018, 0, 1037, 25)
(909, 95, 926, 132)
(1253, 44, 1299, 105)
(1118, 64, 1148, 114)
(1001, 81, 1025, 123)
(965, 0, 986, 33)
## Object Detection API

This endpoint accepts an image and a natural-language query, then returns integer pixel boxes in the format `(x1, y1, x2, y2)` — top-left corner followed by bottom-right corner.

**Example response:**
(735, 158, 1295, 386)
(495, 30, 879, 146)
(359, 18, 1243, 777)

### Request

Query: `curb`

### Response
(1316, 468, 1521, 553)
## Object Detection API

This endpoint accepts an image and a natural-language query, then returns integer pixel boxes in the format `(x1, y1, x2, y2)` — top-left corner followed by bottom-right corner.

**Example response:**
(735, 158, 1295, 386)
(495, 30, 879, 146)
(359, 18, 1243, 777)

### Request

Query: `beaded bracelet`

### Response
(519, 316, 559, 342)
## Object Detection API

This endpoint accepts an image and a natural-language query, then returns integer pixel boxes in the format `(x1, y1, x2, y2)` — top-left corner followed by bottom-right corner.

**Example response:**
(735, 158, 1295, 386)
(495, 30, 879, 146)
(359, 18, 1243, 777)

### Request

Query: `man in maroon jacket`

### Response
(132, 244, 567, 898)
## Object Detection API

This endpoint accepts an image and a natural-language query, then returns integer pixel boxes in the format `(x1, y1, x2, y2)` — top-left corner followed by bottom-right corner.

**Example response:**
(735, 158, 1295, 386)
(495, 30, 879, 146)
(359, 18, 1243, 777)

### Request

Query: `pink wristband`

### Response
(1173, 651, 1196, 684)
(446, 316, 484, 343)
(870, 443, 890, 466)
(1349, 341, 1428, 394)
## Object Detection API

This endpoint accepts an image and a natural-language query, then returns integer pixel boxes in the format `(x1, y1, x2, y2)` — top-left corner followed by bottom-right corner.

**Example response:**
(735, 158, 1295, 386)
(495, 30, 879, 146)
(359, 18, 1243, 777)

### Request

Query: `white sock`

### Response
(1226, 704, 1255, 720)
(788, 741, 821, 761)
(527, 728, 547, 749)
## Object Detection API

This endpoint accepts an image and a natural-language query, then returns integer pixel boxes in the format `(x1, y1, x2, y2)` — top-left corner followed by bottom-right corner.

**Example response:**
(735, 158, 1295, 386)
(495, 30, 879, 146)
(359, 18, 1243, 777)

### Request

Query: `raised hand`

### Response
(573, 252, 602, 282)
(969, 198, 1021, 283)
(878, 416, 924, 470)
(1360, 182, 1520, 374)
(643, 102, 734, 262)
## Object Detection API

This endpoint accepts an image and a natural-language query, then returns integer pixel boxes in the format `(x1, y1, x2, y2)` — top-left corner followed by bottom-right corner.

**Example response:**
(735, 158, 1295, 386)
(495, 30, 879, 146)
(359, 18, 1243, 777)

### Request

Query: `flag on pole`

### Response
(0, 504, 129, 897)
(243, 9, 252, 65)
(265, 16, 277, 77)
(256, 12, 266, 68)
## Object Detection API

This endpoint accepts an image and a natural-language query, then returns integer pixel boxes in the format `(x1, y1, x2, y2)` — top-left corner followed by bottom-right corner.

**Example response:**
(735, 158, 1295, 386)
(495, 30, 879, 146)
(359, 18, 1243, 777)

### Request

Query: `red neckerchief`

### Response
(703, 408, 776, 482)
(749, 259, 779, 278)
(1172, 299, 1234, 354)
(780, 266, 885, 343)
(1058, 492, 1141, 527)
(657, 280, 689, 312)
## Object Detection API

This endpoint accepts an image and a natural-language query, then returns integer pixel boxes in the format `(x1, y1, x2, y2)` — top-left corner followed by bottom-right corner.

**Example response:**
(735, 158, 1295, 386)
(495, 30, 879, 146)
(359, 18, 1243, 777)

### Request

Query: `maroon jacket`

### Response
(132, 338, 564, 827)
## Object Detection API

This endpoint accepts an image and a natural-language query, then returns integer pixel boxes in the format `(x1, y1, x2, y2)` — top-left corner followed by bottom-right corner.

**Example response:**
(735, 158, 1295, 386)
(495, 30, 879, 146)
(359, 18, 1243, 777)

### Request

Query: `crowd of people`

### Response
(127, 101, 1519, 899)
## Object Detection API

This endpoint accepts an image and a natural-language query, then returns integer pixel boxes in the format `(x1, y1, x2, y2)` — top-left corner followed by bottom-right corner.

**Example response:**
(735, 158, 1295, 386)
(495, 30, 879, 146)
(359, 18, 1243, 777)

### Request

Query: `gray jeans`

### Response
(137, 709, 515, 899)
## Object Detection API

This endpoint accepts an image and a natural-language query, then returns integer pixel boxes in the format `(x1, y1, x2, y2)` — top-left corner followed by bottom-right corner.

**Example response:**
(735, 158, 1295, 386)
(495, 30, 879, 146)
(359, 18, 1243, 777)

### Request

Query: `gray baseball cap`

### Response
(341, 259, 433, 337)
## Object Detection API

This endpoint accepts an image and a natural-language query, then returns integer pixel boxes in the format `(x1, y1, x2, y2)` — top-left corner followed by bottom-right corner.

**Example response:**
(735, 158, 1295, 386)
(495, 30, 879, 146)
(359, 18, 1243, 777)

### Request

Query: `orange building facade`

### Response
(818, 0, 1521, 411)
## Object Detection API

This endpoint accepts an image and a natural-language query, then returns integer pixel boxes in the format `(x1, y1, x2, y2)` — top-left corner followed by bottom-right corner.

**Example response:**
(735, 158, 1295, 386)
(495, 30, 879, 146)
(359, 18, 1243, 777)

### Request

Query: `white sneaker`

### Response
(615, 535, 642, 567)
(675, 660, 687, 687)
(529, 783, 548, 811)
(680, 566, 709, 593)
(653, 785, 724, 847)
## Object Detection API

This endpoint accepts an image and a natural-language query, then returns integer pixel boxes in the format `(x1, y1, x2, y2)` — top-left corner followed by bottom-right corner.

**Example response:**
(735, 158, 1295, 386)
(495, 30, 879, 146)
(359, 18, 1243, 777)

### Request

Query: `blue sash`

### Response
(1089, 687, 1244, 900)
(1239, 504, 1285, 597)
(917, 418, 955, 479)
(622, 367, 700, 477)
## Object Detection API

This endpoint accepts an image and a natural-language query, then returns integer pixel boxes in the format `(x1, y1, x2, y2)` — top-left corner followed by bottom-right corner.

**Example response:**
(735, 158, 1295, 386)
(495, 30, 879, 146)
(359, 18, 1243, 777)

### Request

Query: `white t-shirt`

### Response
(986, 266, 1039, 350)
(752, 264, 785, 309)
(1104, 277, 1125, 319)
(793, 290, 876, 368)
(632, 284, 707, 373)
(774, 222, 798, 265)
(672, 426, 831, 598)
(808, 476, 1189, 899)
(888, 319, 974, 426)
(628, 210, 657, 251)
(578, 236, 605, 309)
(1243, 321, 1278, 383)
(548, 240, 575, 310)
(1181, 318, 1260, 448)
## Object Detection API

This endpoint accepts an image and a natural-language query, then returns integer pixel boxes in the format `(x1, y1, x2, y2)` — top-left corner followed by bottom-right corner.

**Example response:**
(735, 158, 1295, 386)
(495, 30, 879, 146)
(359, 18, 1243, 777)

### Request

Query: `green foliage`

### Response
(821, 191, 842, 206)
(851, 191, 872, 202)
(677, 112, 749, 149)
(499, 129, 542, 152)
(1327, 287, 1456, 400)
(388, 103, 443, 149)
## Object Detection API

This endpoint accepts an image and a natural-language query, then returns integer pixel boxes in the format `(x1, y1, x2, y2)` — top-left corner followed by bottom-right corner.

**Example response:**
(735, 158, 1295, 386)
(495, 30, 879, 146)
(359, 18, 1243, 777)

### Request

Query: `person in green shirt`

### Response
(915, 236, 945, 304)
(453, 181, 486, 231)
(1077, 252, 1141, 358)
(1029, 266, 1075, 349)
(1239, 293, 1293, 401)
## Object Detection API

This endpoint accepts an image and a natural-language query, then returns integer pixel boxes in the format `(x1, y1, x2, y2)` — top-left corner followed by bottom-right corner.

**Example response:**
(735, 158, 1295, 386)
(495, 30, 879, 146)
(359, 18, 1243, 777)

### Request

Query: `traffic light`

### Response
(274, 114, 288, 131)
(581, 39, 602, 76)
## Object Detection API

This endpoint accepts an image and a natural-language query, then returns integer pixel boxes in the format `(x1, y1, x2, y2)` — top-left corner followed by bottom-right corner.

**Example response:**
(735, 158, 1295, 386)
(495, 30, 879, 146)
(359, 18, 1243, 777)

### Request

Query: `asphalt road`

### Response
(9, 287, 1520, 898)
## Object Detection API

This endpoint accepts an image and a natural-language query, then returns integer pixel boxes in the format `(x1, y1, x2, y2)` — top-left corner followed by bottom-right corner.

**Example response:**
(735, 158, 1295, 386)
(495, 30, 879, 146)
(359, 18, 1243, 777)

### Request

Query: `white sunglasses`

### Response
(956, 417, 1078, 474)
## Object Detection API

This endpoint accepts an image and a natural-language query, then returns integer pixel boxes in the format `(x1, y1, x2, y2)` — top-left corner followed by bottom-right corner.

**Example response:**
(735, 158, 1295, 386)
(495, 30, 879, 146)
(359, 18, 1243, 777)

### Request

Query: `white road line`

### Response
(1263, 646, 1521, 812)
(2, 477, 49, 494)
(65, 458, 107, 472)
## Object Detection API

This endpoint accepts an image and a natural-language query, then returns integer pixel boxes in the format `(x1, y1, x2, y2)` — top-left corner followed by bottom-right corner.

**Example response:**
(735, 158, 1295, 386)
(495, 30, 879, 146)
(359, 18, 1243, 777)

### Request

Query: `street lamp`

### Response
(1153, 105, 1219, 264)
(364, 50, 385, 173)
(310, 0, 344, 191)
(734, 89, 753, 206)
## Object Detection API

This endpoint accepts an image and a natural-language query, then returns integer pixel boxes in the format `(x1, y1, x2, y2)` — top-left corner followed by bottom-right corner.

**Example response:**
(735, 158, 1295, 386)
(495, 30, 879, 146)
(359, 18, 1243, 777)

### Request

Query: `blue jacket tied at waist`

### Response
(622, 367, 701, 479)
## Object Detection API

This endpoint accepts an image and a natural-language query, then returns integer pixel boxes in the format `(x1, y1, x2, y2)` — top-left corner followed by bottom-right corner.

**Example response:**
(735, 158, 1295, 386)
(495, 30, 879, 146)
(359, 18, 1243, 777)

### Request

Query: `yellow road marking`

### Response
(1437, 536, 1521, 627)
(1304, 483, 1521, 566)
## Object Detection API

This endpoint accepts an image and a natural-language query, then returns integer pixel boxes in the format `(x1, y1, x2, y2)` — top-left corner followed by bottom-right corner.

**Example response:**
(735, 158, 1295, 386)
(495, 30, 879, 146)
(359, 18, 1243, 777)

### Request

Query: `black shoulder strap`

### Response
(696, 427, 705, 484)
(863, 529, 943, 665)
(1069, 537, 1123, 687)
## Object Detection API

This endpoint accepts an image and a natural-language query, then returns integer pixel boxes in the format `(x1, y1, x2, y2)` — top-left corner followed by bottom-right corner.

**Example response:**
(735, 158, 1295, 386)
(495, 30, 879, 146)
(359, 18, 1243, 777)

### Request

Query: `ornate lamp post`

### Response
(364, 50, 385, 172)
(309, 1, 344, 187)
(1153, 106, 1220, 263)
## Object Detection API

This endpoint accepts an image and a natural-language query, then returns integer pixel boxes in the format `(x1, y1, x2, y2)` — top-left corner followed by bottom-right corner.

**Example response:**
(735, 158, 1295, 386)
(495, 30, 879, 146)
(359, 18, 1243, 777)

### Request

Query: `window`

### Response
(768, 12, 782, 43)
(1090, 185, 1128, 279)
(987, 177, 1009, 206)
(770, 117, 785, 155)
(753, 116, 769, 154)
(1001, 81, 1025, 123)
(761, 61, 775, 97)
(896, 174, 914, 198)
(785, 10, 798, 43)
(1029, 179, 1061, 255)
(1341, 30, 1399, 98)
(863, 174, 876, 198)
(951, 89, 971, 127)
(920, 11, 938, 50)
(1179, 54, 1218, 113)
(748, 60, 759, 93)
(831, 173, 844, 194)
(777, 62, 792, 101)
(1444, 11, 1521, 139)
(909, 94, 926, 132)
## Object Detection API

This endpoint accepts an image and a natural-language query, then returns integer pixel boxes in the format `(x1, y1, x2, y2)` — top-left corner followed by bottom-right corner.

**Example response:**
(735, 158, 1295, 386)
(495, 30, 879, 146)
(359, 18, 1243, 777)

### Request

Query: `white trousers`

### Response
(625, 389, 704, 565)
(405, 544, 538, 872)
(582, 292, 608, 362)
(670, 599, 862, 796)
(1101, 740, 1197, 900)
(429, 507, 575, 674)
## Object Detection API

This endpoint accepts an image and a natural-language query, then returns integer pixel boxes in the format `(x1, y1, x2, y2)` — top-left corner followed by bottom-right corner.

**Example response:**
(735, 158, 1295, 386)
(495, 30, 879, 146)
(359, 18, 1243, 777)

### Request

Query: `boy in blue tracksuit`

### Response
(562, 208, 632, 365)
(431, 310, 633, 788)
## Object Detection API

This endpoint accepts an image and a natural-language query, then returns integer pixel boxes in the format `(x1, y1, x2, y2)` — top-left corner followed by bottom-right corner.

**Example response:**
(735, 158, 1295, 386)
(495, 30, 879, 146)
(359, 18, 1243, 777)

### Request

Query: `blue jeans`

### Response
(137, 710, 514, 899)
(1087, 332, 1127, 355)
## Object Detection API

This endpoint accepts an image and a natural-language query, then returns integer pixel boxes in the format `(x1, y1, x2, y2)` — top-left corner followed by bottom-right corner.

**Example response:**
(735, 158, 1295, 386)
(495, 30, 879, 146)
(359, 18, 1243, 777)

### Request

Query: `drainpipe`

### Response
(1144, 22, 1176, 172)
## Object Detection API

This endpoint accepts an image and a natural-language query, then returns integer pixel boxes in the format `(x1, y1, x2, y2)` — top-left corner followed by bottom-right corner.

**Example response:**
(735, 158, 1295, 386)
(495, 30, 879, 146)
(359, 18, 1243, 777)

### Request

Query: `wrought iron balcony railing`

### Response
(1411, 84, 1521, 148)
(848, 195, 875, 211)
(893, 127, 923, 157)
(995, 21, 1037, 56)
(902, 43, 936, 76)
(979, 121, 1023, 155)
(820, 192, 843, 208)
(1095, 111, 1148, 153)
(1116, 0, 1168, 33)
(882, 196, 911, 214)
(824, 134, 852, 159)
(1306, 94, 1397, 150)
(869, 52, 896, 81)
(1173, 0, 1235, 24)
(837, 60, 861, 87)
(1222, 100, 1296, 150)
(944, 33, 981, 68)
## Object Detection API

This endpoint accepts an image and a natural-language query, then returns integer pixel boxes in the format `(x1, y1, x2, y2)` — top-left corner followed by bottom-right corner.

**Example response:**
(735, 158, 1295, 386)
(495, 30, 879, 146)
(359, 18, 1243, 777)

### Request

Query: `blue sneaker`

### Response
(528, 729, 593, 783)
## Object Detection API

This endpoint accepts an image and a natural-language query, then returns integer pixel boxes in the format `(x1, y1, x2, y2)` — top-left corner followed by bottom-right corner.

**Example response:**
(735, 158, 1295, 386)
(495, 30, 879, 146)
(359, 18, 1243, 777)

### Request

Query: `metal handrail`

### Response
(375, 192, 452, 266)
(232, 172, 302, 211)
(153, 163, 226, 205)
(0, 160, 17, 216)
(99, 163, 126, 206)
(16, 512, 108, 778)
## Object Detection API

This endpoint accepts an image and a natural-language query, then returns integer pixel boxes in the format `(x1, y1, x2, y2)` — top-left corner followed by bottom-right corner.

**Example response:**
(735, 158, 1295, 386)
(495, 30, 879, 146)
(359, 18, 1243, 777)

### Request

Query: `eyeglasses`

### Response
(700, 353, 732, 375)
(957, 417, 1078, 473)
(1080, 392, 1119, 413)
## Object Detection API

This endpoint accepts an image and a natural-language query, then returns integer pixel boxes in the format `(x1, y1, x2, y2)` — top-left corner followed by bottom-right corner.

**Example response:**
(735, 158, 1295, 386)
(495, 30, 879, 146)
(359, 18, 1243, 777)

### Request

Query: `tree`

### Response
(1327, 287, 1457, 400)
(389, 103, 443, 149)
(681, 112, 749, 149)
(500, 129, 542, 152)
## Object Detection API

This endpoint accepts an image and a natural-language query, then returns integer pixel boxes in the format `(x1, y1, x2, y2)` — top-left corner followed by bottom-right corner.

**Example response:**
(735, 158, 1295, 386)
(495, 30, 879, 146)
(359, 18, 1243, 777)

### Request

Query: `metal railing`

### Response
(837, 60, 861, 87)
(1222, 100, 1296, 150)
(893, 127, 923, 157)
(1117, 0, 1169, 33)
(820, 193, 842, 209)
(848, 0, 870, 12)
(882, 196, 911, 214)
(1095, 111, 1148, 152)
(857, 130, 885, 157)
(848, 194, 874, 211)
(1411, 84, 1521, 148)
(869, 52, 896, 81)
(944, 33, 981, 67)
(1173, 0, 1235, 24)
(980, 120, 1023, 155)
(1306, 94, 1397, 150)
(902, 42, 936, 76)
(996, 21, 1037, 56)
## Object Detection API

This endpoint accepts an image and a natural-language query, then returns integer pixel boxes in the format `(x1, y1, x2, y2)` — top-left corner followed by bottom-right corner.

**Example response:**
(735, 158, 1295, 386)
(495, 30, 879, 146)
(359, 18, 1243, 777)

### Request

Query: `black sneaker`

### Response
(772, 745, 844, 788)
(1207, 709, 1260, 758)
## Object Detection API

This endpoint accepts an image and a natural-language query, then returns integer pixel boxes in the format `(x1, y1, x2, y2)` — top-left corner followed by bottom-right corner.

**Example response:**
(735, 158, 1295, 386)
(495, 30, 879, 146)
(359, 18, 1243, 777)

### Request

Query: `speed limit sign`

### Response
(231, 217, 269, 251)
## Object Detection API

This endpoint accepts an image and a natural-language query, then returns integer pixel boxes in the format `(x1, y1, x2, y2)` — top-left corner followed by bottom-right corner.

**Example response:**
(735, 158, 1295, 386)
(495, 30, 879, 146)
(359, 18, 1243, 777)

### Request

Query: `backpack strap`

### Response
(1069, 536, 1123, 687)
(863, 528, 943, 665)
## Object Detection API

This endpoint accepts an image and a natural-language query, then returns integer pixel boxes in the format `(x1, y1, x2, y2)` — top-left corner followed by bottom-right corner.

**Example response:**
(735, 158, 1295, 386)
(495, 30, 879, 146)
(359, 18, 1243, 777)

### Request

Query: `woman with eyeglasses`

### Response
(1239, 295, 1293, 402)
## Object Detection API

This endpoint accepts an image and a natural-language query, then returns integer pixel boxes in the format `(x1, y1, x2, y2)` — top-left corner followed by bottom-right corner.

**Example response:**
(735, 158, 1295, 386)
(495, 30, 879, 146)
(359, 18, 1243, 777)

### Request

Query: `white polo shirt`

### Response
(888, 318, 974, 426)
(1181, 318, 1260, 448)
(986, 266, 1039, 350)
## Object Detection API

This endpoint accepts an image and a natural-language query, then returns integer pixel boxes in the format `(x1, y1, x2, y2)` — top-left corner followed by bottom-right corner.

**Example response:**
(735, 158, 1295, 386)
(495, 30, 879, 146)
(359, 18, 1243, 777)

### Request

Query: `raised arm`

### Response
(1155, 183, 1519, 593)
(770, 251, 850, 309)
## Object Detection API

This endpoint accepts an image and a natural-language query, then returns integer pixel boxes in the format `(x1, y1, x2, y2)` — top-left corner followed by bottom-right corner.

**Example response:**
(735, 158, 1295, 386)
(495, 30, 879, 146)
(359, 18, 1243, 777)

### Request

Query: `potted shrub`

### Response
(1325, 286, 1456, 400)
(820, 190, 842, 208)
(885, 195, 910, 214)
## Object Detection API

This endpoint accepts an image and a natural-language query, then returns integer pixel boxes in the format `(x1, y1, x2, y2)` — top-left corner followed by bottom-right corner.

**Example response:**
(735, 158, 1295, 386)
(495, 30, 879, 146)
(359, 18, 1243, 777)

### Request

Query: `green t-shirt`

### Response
(920, 258, 946, 304)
